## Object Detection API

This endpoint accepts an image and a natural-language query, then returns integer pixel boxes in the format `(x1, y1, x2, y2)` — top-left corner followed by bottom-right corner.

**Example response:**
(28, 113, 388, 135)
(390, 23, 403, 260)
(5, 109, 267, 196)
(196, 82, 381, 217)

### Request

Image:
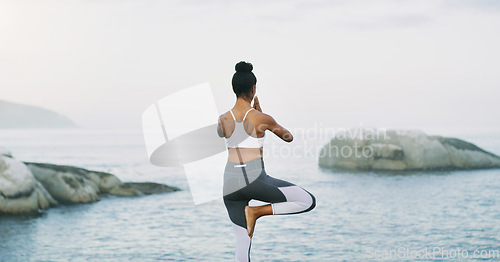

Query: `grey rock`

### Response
(319, 129, 500, 171)
(0, 156, 58, 214)
(26, 162, 101, 204)
(122, 182, 180, 194)
(1, 148, 180, 215)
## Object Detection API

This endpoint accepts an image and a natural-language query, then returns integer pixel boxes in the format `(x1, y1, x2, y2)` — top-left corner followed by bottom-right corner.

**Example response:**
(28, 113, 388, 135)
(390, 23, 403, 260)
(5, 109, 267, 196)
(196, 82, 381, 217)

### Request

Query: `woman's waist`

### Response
(225, 156, 265, 173)
(224, 157, 266, 188)
(226, 148, 263, 163)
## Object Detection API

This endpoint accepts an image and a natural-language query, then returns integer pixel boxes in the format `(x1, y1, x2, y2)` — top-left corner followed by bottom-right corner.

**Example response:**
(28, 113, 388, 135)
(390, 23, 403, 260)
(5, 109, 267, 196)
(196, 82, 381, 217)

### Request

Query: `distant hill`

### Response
(0, 99, 78, 128)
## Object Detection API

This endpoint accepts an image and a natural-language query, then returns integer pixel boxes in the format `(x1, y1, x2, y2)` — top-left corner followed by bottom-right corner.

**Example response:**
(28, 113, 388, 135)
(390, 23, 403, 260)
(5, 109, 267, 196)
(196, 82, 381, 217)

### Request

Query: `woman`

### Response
(217, 61, 316, 261)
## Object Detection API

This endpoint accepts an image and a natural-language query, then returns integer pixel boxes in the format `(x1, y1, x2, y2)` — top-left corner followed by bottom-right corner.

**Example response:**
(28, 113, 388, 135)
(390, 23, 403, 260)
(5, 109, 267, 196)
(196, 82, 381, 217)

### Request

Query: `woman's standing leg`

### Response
(224, 196, 252, 262)
(223, 158, 316, 261)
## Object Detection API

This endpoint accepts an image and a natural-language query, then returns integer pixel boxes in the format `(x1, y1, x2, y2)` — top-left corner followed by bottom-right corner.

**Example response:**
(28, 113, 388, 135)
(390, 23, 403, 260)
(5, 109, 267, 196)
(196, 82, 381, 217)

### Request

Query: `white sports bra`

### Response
(224, 108, 266, 148)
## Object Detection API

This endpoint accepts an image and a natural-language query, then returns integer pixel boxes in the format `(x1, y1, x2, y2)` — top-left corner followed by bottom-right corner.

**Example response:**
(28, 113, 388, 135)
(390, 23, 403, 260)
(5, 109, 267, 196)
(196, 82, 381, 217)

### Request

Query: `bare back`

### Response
(218, 106, 293, 163)
(220, 108, 265, 162)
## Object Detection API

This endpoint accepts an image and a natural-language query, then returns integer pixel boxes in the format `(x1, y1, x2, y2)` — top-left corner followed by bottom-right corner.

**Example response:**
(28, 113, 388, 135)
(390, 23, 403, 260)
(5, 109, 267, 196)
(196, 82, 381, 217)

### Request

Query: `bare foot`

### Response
(244, 204, 273, 238)
(244, 206, 258, 238)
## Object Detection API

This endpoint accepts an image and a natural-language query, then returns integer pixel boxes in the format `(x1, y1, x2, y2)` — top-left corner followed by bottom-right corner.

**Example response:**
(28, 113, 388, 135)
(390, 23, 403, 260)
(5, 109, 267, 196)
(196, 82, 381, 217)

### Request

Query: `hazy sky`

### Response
(1, 0, 499, 131)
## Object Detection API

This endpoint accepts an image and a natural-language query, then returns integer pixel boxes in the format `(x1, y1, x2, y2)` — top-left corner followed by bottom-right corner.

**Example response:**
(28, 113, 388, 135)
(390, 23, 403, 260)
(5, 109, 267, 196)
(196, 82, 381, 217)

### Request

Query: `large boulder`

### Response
(318, 129, 500, 171)
(24, 162, 180, 201)
(121, 182, 180, 195)
(25, 162, 102, 204)
(1, 146, 180, 215)
(0, 156, 57, 214)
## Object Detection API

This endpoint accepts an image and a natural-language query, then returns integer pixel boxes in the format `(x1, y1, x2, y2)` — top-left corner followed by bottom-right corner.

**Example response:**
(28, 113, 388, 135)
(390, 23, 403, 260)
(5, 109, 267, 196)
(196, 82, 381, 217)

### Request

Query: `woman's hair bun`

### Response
(235, 61, 253, 73)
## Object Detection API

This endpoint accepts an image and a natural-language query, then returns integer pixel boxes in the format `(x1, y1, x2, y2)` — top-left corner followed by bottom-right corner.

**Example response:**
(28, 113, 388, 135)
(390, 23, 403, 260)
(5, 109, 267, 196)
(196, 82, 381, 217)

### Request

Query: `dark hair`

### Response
(232, 61, 257, 98)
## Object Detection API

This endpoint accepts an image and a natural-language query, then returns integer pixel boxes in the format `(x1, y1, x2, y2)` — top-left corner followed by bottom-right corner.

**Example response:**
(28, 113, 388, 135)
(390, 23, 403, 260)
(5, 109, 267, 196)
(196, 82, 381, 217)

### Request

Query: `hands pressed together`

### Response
(252, 96, 262, 112)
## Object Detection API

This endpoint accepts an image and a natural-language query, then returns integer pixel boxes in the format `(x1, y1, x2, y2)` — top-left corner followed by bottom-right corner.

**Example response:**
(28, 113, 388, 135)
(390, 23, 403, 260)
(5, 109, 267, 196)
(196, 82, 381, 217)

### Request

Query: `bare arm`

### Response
(217, 115, 225, 137)
(252, 96, 293, 142)
(260, 113, 293, 142)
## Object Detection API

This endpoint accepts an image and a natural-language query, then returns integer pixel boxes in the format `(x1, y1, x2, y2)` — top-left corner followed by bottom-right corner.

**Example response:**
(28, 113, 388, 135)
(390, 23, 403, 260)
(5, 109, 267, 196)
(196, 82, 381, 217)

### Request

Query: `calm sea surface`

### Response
(1, 127, 499, 261)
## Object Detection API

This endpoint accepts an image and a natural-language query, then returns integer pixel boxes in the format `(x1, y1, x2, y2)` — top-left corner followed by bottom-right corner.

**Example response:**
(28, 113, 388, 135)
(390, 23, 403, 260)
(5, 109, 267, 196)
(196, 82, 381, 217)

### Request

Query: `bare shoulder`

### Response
(251, 110, 292, 142)
(218, 111, 231, 121)
(252, 110, 276, 124)
(217, 112, 231, 137)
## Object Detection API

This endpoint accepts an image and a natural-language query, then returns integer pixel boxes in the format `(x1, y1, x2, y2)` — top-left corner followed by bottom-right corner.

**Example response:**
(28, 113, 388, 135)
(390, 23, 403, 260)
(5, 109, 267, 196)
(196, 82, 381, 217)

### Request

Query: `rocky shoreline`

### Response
(319, 129, 500, 171)
(0, 147, 180, 215)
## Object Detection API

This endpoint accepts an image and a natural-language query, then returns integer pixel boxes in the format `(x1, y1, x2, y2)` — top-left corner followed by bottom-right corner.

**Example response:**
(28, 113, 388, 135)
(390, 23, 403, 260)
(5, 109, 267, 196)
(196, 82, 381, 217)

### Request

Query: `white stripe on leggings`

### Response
(273, 186, 314, 215)
(231, 222, 252, 262)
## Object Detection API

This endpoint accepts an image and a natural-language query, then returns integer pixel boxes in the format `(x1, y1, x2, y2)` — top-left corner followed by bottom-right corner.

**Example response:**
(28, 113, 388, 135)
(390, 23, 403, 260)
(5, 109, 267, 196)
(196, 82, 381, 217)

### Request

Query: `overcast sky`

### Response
(1, 0, 499, 132)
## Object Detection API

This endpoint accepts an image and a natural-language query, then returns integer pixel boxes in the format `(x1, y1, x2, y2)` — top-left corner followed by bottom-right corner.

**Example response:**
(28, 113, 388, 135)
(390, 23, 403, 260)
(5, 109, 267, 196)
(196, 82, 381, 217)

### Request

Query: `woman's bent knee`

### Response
(307, 192, 316, 212)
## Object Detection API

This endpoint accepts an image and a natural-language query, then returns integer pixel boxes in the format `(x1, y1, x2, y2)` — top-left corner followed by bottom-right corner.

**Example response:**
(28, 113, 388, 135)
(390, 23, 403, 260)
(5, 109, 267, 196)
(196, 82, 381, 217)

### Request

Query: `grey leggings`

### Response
(223, 157, 316, 262)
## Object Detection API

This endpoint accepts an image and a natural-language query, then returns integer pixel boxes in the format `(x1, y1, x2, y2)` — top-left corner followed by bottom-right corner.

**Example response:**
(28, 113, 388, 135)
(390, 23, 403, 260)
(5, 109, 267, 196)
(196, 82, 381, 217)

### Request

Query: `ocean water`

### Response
(1, 127, 499, 261)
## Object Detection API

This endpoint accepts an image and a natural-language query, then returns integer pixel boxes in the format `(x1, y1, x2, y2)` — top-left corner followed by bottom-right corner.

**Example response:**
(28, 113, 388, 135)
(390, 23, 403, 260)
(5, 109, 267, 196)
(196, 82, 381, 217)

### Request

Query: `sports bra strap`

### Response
(242, 108, 253, 121)
(229, 110, 236, 121)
